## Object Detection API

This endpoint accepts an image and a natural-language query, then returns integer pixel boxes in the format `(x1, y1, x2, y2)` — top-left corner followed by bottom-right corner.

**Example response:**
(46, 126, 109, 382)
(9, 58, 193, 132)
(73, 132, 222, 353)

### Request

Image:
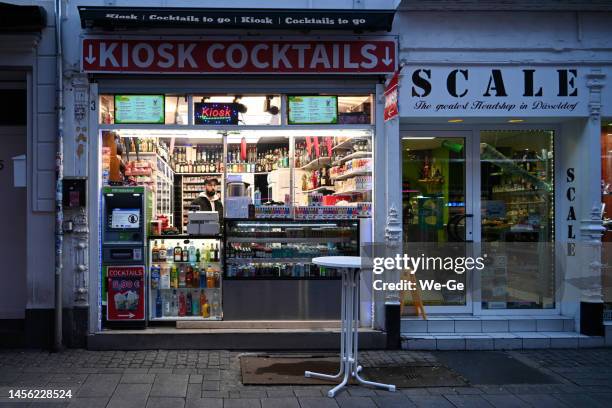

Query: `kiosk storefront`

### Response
(396, 65, 607, 344)
(80, 31, 398, 344)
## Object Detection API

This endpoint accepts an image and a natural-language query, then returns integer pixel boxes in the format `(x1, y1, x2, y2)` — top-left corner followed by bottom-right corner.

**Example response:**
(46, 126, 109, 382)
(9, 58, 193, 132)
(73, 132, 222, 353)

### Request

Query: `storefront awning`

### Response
(0, 2, 46, 32)
(78, 7, 395, 32)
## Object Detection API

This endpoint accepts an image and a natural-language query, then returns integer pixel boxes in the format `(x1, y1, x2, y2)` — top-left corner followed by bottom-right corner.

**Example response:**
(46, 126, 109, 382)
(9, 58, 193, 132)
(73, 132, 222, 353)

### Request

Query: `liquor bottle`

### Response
(186, 292, 192, 316)
(206, 265, 214, 288)
(178, 291, 186, 316)
(172, 290, 178, 316)
(159, 240, 166, 262)
(170, 265, 178, 288)
(163, 292, 171, 316)
(182, 246, 189, 262)
(160, 266, 170, 289)
(188, 244, 196, 263)
(192, 290, 200, 316)
(179, 266, 186, 288)
(152, 241, 159, 262)
(151, 265, 160, 289)
(199, 268, 206, 288)
(196, 248, 201, 263)
(174, 243, 182, 262)
(186, 266, 193, 288)
(202, 295, 210, 318)
(155, 290, 163, 318)
(192, 266, 200, 288)
(204, 244, 211, 263)
(213, 244, 219, 262)
(211, 292, 220, 317)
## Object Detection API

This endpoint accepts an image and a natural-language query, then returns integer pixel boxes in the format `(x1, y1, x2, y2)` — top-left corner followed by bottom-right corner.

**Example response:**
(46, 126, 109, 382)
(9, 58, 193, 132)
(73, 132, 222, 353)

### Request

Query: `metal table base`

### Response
(305, 266, 396, 397)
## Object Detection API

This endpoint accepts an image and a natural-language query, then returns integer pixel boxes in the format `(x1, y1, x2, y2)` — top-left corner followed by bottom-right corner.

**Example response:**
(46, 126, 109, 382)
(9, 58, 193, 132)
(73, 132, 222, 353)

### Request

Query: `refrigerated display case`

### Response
(222, 219, 359, 319)
(148, 235, 223, 321)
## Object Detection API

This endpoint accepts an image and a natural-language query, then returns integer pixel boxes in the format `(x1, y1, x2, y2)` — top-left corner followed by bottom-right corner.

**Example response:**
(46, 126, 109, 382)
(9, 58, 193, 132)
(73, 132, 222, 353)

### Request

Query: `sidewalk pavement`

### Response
(1, 348, 612, 407)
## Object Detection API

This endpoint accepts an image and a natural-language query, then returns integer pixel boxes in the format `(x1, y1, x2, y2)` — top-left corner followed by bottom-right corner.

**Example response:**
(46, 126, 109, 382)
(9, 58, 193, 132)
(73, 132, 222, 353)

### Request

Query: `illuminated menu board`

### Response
(287, 96, 338, 124)
(114, 95, 165, 124)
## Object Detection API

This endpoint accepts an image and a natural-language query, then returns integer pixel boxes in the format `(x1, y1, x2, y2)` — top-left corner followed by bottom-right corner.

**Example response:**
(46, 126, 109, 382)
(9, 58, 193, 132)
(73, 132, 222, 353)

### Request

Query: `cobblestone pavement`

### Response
(0, 348, 611, 407)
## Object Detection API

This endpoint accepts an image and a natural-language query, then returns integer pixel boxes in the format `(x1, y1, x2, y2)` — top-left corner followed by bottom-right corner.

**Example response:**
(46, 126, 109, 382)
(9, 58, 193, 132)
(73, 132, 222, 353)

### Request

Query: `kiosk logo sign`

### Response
(194, 102, 239, 125)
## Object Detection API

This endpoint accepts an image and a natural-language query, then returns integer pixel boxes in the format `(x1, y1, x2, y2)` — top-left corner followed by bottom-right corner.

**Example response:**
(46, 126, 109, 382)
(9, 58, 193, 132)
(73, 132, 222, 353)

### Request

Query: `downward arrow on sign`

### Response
(382, 47, 392, 66)
(84, 44, 96, 64)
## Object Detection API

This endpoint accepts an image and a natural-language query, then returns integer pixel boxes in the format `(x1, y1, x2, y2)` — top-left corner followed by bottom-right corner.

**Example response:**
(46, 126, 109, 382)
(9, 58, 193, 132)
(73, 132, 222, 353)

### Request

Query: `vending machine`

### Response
(101, 186, 151, 329)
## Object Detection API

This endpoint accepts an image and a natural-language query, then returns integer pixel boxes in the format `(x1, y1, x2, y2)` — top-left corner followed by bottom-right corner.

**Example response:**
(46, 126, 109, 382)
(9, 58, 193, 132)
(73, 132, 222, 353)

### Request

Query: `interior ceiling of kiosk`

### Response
(113, 128, 372, 143)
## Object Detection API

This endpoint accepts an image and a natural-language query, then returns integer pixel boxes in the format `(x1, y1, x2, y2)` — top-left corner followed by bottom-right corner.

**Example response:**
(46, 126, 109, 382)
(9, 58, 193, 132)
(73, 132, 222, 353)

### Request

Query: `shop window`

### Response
(192, 95, 281, 126)
(0, 89, 26, 125)
(164, 95, 189, 125)
(99, 95, 114, 124)
(480, 130, 555, 310)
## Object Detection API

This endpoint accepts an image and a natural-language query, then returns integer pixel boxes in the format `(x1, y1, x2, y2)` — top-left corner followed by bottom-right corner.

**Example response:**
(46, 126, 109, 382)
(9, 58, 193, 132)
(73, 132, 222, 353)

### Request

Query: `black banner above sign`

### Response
(78, 7, 395, 32)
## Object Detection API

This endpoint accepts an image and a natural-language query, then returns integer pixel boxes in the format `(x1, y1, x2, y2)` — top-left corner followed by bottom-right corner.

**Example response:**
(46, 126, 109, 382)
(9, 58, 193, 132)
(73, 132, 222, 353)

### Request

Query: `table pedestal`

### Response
(305, 267, 396, 397)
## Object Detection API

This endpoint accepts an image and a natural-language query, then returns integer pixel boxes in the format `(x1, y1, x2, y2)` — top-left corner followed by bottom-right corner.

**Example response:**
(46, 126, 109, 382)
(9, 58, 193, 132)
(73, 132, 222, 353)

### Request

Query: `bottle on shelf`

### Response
(179, 266, 186, 288)
(155, 290, 163, 318)
(186, 266, 193, 288)
(151, 265, 160, 290)
(163, 292, 171, 317)
(160, 265, 170, 289)
(192, 290, 200, 316)
(159, 240, 166, 261)
(170, 265, 178, 289)
(213, 244, 219, 262)
(174, 243, 182, 262)
(186, 292, 192, 316)
(171, 290, 178, 316)
(199, 268, 206, 288)
(188, 244, 196, 263)
(200, 292, 210, 318)
(206, 265, 215, 288)
(182, 245, 189, 262)
(178, 291, 186, 316)
(211, 292, 220, 317)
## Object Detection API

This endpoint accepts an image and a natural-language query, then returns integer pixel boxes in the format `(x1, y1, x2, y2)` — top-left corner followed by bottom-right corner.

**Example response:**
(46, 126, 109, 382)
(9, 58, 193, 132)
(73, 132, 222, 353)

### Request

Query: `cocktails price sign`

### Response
(114, 95, 165, 124)
(107, 265, 145, 321)
(288, 96, 338, 124)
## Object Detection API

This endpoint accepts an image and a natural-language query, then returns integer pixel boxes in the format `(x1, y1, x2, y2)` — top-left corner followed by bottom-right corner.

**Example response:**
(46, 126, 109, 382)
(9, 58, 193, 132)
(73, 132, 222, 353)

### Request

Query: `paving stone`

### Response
(67, 397, 110, 408)
(189, 375, 203, 384)
(184, 398, 222, 408)
(260, 397, 300, 408)
(406, 395, 455, 407)
(345, 386, 378, 397)
(444, 395, 493, 407)
(293, 387, 324, 397)
(515, 393, 571, 407)
(298, 396, 340, 408)
(399, 388, 431, 396)
(202, 381, 220, 391)
(186, 384, 202, 399)
(481, 394, 530, 408)
(223, 398, 262, 408)
(107, 383, 152, 408)
(150, 374, 189, 398)
(146, 397, 186, 408)
(121, 373, 156, 384)
(551, 393, 609, 408)
(373, 395, 417, 408)
(76, 374, 121, 397)
(265, 388, 294, 398)
(335, 396, 377, 408)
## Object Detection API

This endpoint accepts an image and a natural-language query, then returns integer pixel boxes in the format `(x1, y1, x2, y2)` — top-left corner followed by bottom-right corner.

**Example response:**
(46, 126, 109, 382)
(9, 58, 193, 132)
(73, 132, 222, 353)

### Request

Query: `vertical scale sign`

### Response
(384, 70, 400, 121)
(107, 265, 146, 321)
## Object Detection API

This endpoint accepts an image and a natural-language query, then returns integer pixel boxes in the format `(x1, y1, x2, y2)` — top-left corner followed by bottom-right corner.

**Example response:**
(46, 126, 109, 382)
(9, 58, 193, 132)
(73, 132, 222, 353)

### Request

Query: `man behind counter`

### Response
(191, 178, 223, 220)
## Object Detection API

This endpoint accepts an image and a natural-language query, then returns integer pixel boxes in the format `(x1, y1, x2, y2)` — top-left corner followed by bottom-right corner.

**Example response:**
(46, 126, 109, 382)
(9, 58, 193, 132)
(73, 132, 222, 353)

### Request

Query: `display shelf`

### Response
(177, 172, 222, 176)
(299, 157, 331, 171)
(300, 186, 335, 193)
(332, 137, 367, 151)
(333, 188, 371, 195)
(492, 190, 548, 195)
(332, 169, 371, 181)
(226, 171, 272, 175)
(227, 237, 348, 243)
(226, 257, 315, 264)
(150, 316, 221, 321)
(332, 151, 371, 166)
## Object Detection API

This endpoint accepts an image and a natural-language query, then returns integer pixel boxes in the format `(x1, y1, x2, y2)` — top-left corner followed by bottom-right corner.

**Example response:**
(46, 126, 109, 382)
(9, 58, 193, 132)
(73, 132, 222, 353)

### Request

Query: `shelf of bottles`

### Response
(224, 220, 359, 279)
(149, 237, 223, 321)
(121, 137, 174, 221)
(294, 136, 372, 209)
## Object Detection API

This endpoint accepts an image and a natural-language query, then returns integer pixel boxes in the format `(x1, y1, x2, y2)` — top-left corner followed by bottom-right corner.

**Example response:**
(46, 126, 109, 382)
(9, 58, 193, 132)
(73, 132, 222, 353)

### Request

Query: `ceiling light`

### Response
(448, 119, 463, 123)
(508, 119, 524, 123)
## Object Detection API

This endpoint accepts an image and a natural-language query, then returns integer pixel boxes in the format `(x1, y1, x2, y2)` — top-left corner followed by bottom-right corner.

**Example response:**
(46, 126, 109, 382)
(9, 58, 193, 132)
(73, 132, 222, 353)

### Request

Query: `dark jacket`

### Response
(191, 195, 223, 220)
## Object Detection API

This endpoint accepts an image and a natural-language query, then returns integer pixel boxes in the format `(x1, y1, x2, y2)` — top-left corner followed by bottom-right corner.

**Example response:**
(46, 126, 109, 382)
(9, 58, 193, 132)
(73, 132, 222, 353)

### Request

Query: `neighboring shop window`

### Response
(602, 124, 611, 307)
(480, 130, 555, 309)
(0, 89, 26, 125)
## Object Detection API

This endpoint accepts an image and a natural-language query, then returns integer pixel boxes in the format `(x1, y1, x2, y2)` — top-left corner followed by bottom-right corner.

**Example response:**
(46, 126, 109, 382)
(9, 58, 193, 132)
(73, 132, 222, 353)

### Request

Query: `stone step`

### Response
(176, 320, 341, 329)
(401, 316, 574, 333)
(401, 331, 604, 350)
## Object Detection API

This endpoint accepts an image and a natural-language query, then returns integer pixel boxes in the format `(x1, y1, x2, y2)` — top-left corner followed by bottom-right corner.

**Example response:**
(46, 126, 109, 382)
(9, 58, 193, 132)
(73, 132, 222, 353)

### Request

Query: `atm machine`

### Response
(101, 186, 151, 329)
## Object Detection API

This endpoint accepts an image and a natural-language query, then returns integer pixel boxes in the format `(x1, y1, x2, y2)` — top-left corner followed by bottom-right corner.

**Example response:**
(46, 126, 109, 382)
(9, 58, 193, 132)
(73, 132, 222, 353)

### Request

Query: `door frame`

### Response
(402, 124, 562, 317)
(401, 129, 475, 315)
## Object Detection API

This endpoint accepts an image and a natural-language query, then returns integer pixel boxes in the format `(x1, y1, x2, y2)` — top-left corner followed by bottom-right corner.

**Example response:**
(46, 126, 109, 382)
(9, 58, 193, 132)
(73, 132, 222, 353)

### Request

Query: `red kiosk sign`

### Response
(107, 265, 145, 321)
(82, 38, 396, 74)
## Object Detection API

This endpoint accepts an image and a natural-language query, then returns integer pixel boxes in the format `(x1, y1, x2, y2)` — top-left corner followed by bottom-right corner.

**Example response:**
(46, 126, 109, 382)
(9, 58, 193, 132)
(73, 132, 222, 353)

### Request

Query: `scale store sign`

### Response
(107, 265, 145, 321)
(401, 66, 587, 117)
(81, 38, 396, 74)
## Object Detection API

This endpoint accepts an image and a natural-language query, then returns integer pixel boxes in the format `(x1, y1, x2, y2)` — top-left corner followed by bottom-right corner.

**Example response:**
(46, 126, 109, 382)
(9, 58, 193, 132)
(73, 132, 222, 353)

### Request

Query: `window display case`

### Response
(224, 219, 359, 279)
(148, 236, 223, 321)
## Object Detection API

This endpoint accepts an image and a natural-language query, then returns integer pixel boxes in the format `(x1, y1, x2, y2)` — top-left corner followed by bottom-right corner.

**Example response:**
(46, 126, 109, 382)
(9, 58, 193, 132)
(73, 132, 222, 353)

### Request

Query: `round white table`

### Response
(306, 256, 396, 397)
